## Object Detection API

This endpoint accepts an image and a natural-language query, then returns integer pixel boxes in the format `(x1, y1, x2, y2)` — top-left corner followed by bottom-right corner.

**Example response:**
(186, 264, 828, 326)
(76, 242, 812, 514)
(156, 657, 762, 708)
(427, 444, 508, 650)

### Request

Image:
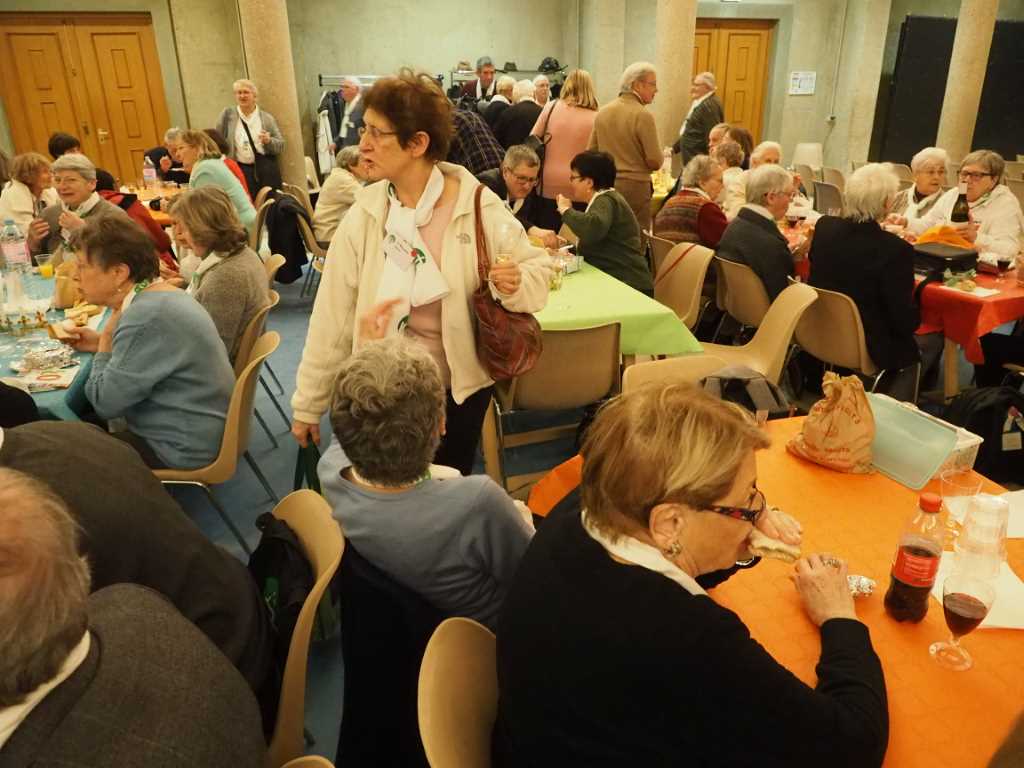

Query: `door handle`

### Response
(97, 128, 109, 143)
(81, 123, 91, 137)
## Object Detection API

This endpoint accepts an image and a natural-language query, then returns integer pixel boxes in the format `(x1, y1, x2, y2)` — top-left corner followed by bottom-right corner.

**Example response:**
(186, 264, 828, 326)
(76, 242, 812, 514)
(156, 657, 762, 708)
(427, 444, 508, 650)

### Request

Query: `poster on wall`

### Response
(788, 71, 816, 95)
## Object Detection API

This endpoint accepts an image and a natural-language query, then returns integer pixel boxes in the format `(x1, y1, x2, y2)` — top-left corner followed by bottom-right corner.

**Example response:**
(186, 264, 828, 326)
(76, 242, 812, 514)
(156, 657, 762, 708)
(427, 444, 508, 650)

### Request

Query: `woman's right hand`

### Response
(291, 420, 320, 447)
(793, 553, 858, 627)
(27, 218, 49, 250)
(555, 194, 572, 214)
(62, 326, 100, 353)
(884, 213, 908, 228)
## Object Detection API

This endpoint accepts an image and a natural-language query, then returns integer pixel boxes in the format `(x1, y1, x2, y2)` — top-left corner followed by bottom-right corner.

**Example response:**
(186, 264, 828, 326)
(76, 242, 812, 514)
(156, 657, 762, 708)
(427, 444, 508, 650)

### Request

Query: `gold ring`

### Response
(822, 556, 841, 568)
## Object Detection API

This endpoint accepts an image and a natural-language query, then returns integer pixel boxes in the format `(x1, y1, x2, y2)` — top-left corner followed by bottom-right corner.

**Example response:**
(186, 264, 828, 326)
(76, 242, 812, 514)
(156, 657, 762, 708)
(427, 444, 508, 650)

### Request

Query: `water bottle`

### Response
(143, 156, 158, 189)
(1, 219, 29, 309)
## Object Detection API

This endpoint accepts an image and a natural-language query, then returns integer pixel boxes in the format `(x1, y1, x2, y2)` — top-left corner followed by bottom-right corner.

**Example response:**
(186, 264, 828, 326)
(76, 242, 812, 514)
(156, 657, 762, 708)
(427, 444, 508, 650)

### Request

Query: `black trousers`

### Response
(238, 162, 258, 201)
(432, 386, 494, 476)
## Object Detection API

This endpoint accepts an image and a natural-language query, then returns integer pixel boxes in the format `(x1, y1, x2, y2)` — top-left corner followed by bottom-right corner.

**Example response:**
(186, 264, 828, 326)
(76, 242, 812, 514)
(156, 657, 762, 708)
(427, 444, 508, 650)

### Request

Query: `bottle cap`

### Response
(919, 492, 942, 513)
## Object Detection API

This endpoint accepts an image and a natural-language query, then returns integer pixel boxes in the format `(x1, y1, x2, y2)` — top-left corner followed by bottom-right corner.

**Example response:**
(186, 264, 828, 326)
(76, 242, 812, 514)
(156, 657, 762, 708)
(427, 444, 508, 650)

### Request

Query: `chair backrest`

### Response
(418, 618, 497, 768)
(498, 324, 621, 411)
(622, 354, 730, 393)
(266, 490, 344, 768)
(221, 331, 278, 479)
(296, 213, 327, 259)
(654, 242, 714, 329)
(647, 232, 676, 275)
(304, 156, 321, 191)
(233, 291, 278, 378)
(890, 163, 914, 183)
(1003, 161, 1024, 181)
(794, 163, 816, 187)
(282, 757, 335, 768)
(793, 282, 878, 375)
(743, 282, 817, 383)
(791, 142, 823, 175)
(264, 253, 286, 286)
(251, 198, 275, 250)
(714, 256, 771, 328)
(337, 542, 443, 767)
(822, 166, 845, 192)
(812, 180, 844, 215)
(283, 183, 315, 220)
(1007, 178, 1024, 210)
(253, 185, 274, 211)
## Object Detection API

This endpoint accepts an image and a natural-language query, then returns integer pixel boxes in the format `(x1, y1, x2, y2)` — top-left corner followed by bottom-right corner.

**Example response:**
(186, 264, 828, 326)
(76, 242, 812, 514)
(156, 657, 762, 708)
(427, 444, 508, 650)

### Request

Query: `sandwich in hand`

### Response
(747, 528, 801, 563)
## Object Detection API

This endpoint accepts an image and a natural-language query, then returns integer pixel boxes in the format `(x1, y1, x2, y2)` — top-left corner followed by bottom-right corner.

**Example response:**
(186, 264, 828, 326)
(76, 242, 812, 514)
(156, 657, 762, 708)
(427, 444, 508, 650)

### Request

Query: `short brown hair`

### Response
(362, 68, 452, 162)
(73, 216, 160, 283)
(581, 384, 770, 541)
(713, 141, 744, 169)
(11, 152, 51, 186)
(179, 129, 221, 160)
(170, 186, 248, 254)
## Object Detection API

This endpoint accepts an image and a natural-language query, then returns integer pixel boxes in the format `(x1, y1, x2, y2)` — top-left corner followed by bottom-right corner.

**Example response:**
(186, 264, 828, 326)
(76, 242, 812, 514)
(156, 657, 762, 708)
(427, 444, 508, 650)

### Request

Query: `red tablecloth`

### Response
(917, 272, 1024, 363)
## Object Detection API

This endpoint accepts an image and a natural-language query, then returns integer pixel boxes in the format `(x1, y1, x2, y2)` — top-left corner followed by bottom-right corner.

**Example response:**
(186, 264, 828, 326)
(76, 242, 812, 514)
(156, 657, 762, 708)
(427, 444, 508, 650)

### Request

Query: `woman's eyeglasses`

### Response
(705, 486, 766, 525)
(959, 171, 994, 181)
(358, 125, 398, 141)
(569, 174, 584, 182)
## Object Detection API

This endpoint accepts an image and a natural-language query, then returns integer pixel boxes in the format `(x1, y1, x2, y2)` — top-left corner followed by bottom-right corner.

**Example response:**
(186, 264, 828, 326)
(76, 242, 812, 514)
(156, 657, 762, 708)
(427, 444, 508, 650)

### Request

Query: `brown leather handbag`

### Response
(471, 185, 543, 381)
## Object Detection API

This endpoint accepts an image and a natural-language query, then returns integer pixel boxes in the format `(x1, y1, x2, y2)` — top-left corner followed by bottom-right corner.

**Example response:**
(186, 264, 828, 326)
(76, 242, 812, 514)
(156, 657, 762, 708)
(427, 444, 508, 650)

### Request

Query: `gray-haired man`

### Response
(672, 71, 725, 163)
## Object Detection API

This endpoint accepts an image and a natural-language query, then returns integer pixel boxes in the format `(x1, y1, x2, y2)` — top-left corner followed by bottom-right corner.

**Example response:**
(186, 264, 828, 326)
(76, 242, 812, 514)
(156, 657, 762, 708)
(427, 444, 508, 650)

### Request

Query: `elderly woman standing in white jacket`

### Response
(291, 69, 550, 476)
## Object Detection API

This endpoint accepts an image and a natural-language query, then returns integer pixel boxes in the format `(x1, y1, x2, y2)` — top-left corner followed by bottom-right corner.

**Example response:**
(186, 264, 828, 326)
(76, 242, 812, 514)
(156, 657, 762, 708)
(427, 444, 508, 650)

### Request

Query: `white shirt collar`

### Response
(236, 105, 260, 124)
(0, 631, 90, 749)
(745, 203, 776, 221)
(490, 94, 510, 105)
(342, 93, 360, 116)
(585, 188, 611, 213)
(682, 185, 710, 200)
(582, 510, 707, 596)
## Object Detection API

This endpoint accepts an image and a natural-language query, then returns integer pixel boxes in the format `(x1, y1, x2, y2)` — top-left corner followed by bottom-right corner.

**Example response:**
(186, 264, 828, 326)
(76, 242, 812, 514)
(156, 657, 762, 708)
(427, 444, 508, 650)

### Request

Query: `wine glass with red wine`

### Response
(996, 256, 1013, 284)
(929, 573, 996, 671)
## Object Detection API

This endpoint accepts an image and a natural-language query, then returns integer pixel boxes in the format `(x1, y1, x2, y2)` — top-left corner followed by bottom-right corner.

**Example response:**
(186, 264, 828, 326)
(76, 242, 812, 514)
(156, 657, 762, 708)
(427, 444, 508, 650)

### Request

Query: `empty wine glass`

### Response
(929, 573, 995, 671)
(495, 222, 520, 263)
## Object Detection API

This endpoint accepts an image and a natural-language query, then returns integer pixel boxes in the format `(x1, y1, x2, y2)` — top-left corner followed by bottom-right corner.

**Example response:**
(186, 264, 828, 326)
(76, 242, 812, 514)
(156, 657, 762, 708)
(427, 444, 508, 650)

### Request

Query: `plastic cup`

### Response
(35, 253, 54, 279)
(940, 468, 982, 547)
(954, 493, 1008, 579)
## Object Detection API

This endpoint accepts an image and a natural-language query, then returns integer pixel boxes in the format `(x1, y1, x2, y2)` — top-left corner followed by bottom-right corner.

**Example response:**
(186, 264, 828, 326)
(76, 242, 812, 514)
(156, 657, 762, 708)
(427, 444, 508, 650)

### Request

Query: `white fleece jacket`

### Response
(291, 162, 551, 423)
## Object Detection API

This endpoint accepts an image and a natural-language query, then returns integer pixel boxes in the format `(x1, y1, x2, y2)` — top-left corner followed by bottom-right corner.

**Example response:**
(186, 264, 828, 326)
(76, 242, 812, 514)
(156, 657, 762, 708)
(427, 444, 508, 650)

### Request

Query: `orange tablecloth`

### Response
(917, 272, 1024, 364)
(712, 417, 1024, 768)
(149, 208, 171, 227)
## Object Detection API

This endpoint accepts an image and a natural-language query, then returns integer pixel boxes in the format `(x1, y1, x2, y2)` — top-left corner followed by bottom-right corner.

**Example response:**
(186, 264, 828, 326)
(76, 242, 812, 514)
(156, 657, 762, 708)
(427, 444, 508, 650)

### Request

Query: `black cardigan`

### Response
(493, 506, 888, 767)
(808, 216, 921, 371)
(717, 207, 794, 301)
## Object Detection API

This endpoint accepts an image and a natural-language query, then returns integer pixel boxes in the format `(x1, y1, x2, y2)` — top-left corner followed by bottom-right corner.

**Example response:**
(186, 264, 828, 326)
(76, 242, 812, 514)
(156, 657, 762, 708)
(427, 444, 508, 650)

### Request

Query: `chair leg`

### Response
(711, 312, 727, 343)
(260, 376, 292, 429)
(254, 407, 279, 449)
(244, 450, 279, 503)
(161, 480, 253, 556)
(263, 362, 285, 396)
(300, 261, 314, 297)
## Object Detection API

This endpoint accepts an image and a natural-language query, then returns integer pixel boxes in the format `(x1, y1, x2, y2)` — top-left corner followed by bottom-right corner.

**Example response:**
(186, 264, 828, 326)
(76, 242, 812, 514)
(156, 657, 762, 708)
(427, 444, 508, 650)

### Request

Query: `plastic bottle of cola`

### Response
(884, 492, 944, 622)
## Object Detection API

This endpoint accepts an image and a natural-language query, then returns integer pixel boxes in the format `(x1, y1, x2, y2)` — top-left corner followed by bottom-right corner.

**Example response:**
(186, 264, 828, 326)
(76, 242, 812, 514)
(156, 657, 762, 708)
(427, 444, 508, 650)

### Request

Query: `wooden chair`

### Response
(822, 166, 846, 192)
(154, 332, 280, 555)
(283, 183, 315, 220)
(813, 180, 844, 215)
(251, 198, 275, 251)
(623, 354, 729, 393)
(297, 215, 328, 298)
(794, 280, 920, 402)
(265, 490, 344, 768)
(418, 618, 497, 768)
(794, 163, 817, 188)
(481, 324, 621, 491)
(231, 293, 280, 447)
(1007, 179, 1024, 211)
(891, 163, 914, 183)
(304, 156, 322, 192)
(654, 242, 714, 330)
(253, 185, 274, 211)
(701, 282, 817, 385)
(647, 231, 676, 276)
(713, 256, 771, 340)
(264, 252, 286, 286)
(282, 757, 335, 768)
(1003, 161, 1024, 181)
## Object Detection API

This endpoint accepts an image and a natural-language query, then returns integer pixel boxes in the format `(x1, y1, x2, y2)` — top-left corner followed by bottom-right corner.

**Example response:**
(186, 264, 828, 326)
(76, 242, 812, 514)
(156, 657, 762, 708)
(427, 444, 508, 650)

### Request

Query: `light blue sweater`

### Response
(86, 291, 235, 469)
(190, 158, 257, 231)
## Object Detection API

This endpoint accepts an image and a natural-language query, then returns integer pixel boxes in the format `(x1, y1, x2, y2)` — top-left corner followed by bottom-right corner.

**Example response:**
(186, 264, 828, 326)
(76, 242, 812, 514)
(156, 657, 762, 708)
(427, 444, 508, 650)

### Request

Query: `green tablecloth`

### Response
(535, 263, 702, 356)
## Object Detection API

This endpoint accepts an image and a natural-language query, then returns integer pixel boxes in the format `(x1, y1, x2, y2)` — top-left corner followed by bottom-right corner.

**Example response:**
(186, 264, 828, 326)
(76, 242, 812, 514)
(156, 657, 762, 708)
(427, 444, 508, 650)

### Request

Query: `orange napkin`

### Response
(915, 225, 975, 250)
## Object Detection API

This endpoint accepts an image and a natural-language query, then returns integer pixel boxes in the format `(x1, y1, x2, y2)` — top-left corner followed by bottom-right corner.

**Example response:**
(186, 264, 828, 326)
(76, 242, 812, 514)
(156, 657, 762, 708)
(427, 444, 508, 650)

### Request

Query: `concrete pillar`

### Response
(841, 0, 892, 169)
(654, 0, 697, 158)
(935, 0, 998, 162)
(235, 0, 305, 187)
(591, 0, 626, 107)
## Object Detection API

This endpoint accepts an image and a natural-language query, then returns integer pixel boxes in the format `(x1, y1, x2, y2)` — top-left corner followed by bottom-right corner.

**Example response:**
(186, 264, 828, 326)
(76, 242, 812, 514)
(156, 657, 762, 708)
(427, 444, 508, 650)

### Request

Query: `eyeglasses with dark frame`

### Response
(958, 170, 995, 181)
(704, 485, 766, 524)
(504, 167, 539, 186)
(358, 125, 398, 141)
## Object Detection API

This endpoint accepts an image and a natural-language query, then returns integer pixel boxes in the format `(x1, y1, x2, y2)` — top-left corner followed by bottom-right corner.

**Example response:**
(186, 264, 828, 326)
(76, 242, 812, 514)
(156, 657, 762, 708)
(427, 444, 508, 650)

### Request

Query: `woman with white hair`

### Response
(494, 79, 542, 149)
(587, 61, 662, 233)
(484, 75, 517, 128)
(215, 78, 285, 195)
(906, 149, 1023, 261)
(723, 140, 783, 218)
(532, 74, 551, 106)
(653, 154, 727, 248)
(27, 153, 128, 268)
(808, 163, 934, 401)
(888, 147, 948, 223)
(313, 145, 368, 242)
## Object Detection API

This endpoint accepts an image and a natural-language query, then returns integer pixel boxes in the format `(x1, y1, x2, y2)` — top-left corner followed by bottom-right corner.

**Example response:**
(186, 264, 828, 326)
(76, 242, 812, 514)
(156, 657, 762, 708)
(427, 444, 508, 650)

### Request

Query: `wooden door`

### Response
(695, 19, 774, 143)
(0, 13, 169, 183)
(692, 28, 717, 81)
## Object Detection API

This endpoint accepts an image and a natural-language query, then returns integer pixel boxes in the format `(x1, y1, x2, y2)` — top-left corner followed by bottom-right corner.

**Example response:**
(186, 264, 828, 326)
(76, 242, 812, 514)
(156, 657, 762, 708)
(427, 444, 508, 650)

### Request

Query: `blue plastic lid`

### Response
(868, 393, 958, 490)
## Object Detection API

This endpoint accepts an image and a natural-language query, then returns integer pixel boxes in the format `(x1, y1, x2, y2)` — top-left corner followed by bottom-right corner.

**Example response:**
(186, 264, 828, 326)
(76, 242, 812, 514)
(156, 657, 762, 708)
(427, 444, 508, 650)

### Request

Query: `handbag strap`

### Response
(539, 99, 557, 141)
(473, 185, 491, 285)
(653, 242, 697, 286)
(238, 112, 261, 157)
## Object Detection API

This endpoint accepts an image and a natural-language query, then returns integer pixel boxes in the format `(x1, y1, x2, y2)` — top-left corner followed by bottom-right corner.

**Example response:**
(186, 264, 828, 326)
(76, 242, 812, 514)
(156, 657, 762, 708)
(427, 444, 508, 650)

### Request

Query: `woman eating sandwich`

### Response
(493, 383, 889, 768)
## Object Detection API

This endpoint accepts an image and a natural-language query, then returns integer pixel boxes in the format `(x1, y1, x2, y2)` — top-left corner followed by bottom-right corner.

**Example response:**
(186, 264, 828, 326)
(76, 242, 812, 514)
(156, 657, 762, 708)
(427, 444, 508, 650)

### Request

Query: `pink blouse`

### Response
(406, 198, 456, 387)
(530, 101, 598, 201)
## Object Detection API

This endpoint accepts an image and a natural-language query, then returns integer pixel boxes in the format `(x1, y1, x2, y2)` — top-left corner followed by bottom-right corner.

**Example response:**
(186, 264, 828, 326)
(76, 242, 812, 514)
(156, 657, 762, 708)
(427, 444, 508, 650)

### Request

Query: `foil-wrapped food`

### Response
(848, 574, 876, 598)
(12, 341, 75, 373)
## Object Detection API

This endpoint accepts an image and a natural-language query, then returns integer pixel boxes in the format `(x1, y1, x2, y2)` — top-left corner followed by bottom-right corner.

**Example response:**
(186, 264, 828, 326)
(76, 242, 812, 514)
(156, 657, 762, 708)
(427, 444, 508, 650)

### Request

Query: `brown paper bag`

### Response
(53, 260, 83, 309)
(787, 372, 875, 473)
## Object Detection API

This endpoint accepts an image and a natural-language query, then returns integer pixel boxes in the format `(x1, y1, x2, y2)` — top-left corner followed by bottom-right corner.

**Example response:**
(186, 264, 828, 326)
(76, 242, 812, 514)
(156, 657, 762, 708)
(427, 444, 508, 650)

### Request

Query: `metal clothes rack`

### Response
(318, 73, 445, 88)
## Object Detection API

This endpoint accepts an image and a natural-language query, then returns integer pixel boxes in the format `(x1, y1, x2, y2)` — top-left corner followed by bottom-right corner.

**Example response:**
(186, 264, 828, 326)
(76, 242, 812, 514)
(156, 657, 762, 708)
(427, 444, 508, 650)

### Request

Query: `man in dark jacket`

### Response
(494, 80, 543, 149)
(672, 71, 725, 163)
(0, 468, 266, 766)
(716, 164, 797, 301)
(478, 145, 559, 248)
(483, 76, 515, 128)
(144, 127, 191, 185)
(459, 56, 497, 102)
(0, 422, 276, 715)
(448, 108, 505, 177)
(330, 78, 365, 152)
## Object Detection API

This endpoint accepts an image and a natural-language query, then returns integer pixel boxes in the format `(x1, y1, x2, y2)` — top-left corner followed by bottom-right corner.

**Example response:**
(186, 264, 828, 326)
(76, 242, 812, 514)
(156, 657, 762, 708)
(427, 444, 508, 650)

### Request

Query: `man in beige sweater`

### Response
(587, 61, 662, 234)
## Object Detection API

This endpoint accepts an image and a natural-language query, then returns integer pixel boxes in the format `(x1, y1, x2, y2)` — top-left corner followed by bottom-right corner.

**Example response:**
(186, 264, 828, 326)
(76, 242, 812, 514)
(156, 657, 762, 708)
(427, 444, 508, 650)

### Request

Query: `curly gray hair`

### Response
(0, 469, 90, 707)
(681, 155, 719, 188)
(336, 145, 362, 170)
(329, 337, 446, 485)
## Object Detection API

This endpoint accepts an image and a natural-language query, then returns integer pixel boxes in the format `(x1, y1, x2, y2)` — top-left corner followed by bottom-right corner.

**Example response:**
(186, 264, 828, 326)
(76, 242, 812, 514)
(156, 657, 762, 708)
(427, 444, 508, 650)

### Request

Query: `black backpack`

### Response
(944, 386, 1024, 484)
(703, 365, 792, 419)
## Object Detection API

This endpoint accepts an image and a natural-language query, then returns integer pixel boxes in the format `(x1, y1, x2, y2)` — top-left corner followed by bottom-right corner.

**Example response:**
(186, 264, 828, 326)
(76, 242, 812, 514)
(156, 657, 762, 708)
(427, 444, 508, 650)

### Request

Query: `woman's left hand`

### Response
(58, 211, 86, 232)
(489, 261, 522, 295)
(756, 505, 802, 546)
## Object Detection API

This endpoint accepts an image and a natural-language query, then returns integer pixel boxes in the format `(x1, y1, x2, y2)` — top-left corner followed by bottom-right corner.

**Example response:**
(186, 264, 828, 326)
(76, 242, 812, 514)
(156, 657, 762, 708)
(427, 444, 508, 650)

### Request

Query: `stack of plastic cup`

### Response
(954, 493, 1009, 580)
